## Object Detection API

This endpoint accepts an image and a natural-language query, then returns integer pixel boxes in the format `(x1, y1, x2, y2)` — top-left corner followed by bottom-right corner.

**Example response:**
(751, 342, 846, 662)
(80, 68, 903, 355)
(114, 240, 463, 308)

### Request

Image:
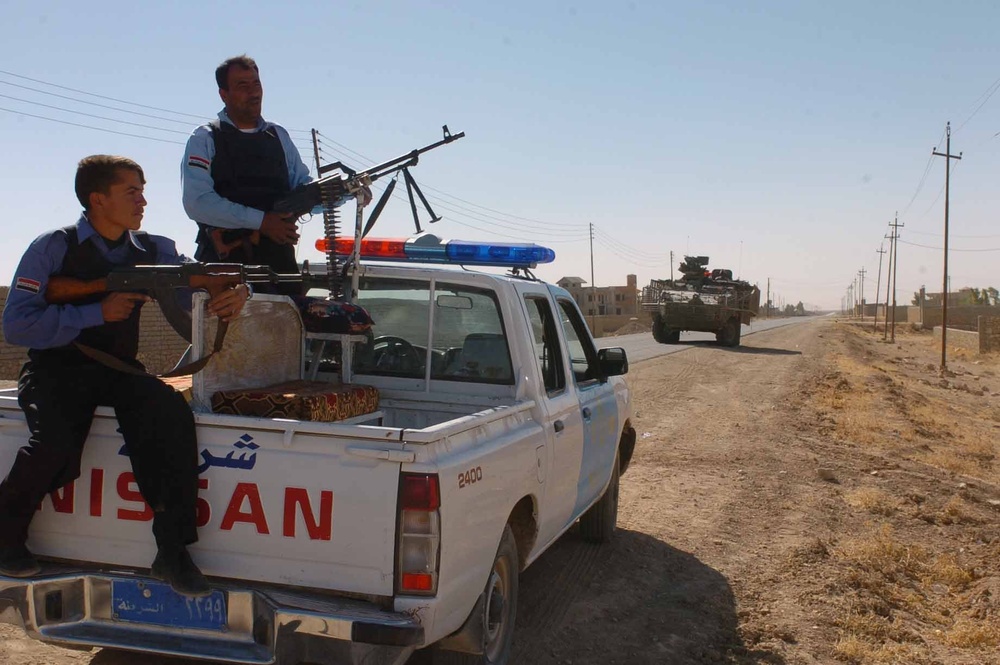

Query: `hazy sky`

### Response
(2, 1, 998, 310)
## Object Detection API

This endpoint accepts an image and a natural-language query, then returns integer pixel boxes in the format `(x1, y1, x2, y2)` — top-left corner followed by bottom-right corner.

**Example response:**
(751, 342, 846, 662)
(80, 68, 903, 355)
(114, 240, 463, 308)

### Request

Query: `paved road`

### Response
(597, 315, 824, 363)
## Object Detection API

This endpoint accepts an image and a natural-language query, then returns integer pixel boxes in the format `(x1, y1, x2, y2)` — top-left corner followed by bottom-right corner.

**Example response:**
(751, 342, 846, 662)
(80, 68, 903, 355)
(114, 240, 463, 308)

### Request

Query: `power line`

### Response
(898, 238, 1000, 252)
(0, 92, 190, 135)
(0, 106, 185, 145)
(0, 79, 201, 125)
(0, 68, 207, 120)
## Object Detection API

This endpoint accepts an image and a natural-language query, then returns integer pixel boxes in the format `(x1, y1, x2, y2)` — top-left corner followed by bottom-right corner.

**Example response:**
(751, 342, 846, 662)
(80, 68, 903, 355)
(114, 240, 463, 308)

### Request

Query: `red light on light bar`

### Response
(401, 573, 435, 592)
(315, 237, 407, 259)
(400, 474, 440, 511)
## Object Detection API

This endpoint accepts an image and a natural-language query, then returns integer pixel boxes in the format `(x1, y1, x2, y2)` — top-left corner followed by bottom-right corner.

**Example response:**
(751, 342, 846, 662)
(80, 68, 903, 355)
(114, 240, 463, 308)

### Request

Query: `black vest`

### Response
(196, 121, 299, 281)
(209, 120, 290, 212)
(29, 227, 157, 366)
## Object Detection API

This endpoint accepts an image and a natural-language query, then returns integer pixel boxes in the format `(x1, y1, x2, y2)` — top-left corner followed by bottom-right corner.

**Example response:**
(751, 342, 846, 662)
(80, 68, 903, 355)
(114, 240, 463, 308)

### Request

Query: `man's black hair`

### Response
(75, 155, 145, 210)
(215, 54, 258, 90)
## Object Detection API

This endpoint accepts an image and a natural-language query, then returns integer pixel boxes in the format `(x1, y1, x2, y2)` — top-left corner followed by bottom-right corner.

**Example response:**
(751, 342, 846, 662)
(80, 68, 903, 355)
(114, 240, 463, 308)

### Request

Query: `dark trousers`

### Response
(0, 359, 199, 551)
(196, 233, 303, 297)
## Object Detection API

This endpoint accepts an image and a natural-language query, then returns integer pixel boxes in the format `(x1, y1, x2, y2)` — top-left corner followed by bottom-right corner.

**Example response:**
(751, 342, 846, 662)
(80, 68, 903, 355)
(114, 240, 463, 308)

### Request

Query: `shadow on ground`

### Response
(678, 340, 802, 356)
(92, 528, 782, 665)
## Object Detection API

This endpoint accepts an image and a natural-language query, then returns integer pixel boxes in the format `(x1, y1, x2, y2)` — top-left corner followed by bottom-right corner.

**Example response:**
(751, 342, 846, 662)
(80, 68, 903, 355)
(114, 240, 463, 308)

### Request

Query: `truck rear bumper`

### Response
(0, 564, 422, 665)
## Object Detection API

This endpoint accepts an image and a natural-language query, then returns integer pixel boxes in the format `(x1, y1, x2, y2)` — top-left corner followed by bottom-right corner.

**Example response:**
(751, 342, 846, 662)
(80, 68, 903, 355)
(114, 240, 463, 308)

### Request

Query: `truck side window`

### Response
(524, 296, 565, 395)
(556, 299, 600, 384)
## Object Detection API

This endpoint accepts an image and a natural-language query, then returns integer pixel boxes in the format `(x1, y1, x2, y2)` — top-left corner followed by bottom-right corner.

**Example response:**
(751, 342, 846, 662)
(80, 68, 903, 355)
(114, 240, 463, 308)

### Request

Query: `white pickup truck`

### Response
(0, 252, 635, 665)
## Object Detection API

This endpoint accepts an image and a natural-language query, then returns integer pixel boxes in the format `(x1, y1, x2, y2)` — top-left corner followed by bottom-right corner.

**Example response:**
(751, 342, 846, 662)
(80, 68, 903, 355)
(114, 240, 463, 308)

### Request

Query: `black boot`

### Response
(151, 546, 211, 597)
(0, 544, 41, 578)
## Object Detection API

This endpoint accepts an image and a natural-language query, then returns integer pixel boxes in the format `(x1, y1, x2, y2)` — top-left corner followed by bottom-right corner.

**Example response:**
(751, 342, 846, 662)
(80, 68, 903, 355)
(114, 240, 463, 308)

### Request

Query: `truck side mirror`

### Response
(597, 347, 628, 378)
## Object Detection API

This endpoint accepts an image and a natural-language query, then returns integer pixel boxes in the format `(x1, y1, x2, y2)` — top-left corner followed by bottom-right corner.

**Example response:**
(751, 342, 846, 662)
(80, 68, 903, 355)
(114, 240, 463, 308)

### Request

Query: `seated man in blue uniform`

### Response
(0, 154, 249, 596)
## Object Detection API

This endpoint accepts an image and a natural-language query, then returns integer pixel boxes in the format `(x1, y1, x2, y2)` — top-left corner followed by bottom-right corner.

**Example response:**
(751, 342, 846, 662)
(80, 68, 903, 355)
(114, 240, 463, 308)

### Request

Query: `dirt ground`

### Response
(3, 317, 1000, 664)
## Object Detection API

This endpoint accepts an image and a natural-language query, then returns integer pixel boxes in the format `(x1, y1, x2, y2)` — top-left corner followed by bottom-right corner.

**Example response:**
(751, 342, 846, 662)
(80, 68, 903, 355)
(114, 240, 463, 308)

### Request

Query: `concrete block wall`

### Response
(933, 326, 980, 353)
(0, 287, 189, 379)
(980, 316, 1000, 353)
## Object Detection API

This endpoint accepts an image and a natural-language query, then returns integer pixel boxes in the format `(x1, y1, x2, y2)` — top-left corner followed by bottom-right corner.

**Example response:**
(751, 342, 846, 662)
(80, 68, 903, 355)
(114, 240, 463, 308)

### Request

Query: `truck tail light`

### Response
(397, 473, 440, 596)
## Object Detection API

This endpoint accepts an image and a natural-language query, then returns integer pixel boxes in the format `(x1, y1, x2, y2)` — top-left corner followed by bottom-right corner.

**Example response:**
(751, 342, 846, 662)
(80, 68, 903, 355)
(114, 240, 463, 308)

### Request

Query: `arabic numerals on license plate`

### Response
(186, 595, 224, 622)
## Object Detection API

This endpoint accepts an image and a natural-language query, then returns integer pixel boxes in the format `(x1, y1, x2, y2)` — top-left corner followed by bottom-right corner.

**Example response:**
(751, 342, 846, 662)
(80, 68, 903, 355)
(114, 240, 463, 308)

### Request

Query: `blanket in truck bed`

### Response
(210, 379, 379, 422)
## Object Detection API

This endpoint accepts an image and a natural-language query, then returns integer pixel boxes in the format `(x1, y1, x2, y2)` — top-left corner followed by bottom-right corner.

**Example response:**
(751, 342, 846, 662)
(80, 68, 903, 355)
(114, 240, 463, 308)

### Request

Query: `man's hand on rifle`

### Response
(206, 284, 250, 323)
(260, 211, 300, 246)
(101, 292, 151, 322)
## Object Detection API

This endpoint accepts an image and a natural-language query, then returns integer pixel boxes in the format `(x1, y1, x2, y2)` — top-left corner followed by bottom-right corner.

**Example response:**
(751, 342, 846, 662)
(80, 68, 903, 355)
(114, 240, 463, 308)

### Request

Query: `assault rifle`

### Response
(45, 263, 319, 343)
(45, 263, 309, 303)
(272, 125, 465, 223)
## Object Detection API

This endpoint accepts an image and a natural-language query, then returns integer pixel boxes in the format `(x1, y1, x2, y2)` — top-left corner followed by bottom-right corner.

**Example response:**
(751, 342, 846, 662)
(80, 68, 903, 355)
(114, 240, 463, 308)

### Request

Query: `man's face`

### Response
(91, 168, 146, 235)
(220, 65, 263, 127)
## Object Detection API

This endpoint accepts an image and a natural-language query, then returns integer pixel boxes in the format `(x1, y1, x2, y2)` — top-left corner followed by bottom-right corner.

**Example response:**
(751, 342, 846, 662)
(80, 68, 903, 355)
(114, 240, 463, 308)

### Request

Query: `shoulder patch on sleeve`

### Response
(187, 155, 211, 171)
(15, 277, 41, 294)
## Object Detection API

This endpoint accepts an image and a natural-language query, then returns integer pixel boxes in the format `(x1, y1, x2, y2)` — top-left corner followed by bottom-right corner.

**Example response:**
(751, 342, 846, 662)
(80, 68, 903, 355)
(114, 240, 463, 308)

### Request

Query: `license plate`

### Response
(111, 580, 227, 631)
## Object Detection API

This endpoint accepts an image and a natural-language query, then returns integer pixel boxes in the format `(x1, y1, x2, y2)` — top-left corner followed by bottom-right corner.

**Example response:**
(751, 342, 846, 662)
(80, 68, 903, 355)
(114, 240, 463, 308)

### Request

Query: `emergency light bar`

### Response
(315, 234, 556, 268)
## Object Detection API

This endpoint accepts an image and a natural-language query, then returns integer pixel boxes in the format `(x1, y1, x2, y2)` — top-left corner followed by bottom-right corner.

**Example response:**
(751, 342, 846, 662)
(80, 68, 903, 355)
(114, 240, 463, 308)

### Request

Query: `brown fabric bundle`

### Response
(211, 380, 379, 422)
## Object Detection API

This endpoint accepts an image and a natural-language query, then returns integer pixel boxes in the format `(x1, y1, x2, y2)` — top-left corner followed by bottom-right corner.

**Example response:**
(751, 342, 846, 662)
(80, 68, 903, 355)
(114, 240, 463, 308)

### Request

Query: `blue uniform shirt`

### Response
(2, 214, 189, 350)
(181, 110, 313, 231)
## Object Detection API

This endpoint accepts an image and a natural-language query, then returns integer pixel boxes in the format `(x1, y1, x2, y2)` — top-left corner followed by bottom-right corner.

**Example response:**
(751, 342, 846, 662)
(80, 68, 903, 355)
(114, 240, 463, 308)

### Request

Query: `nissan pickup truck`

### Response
(0, 236, 635, 665)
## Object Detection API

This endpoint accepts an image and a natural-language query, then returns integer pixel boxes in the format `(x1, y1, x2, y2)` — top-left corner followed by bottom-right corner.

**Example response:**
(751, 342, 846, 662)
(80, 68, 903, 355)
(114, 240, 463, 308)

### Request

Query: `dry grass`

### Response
(812, 323, 1000, 663)
(942, 617, 1000, 648)
(845, 487, 901, 516)
(833, 633, 926, 664)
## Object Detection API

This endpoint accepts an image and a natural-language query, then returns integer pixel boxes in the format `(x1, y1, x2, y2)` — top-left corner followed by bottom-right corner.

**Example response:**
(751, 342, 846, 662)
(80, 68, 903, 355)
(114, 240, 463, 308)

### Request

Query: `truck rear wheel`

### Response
(579, 452, 620, 543)
(435, 526, 519, 665)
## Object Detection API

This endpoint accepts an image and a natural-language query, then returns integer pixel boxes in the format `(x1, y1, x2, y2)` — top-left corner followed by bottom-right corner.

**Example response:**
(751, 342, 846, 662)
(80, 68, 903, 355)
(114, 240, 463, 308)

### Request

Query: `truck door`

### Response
(553, 296, 621, 519)
(515, 284, 585, 547)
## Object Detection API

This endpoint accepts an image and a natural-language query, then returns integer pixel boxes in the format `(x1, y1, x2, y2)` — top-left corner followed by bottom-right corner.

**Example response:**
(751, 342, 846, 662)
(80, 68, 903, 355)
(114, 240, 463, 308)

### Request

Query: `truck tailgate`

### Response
(0, 395, 406, 597)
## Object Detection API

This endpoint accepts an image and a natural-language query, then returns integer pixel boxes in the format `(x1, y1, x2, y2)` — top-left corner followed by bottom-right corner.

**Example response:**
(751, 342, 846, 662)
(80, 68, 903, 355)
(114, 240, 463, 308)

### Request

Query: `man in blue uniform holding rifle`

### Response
(0, 154, 248, 596)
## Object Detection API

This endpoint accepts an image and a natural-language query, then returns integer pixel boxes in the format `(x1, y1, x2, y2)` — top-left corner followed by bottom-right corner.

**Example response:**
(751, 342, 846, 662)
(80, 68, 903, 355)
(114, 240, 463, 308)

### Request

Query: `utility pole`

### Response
(589, 223, 596, 333)
(883, 227, 895, 340)
(669, 251, 674, 283)
(932, 122, 962, 370)
(873, 245, 886, 333)
(858, 268, 867, 321)
(766, 278, 770, 319)
(888, 214, 903, 342)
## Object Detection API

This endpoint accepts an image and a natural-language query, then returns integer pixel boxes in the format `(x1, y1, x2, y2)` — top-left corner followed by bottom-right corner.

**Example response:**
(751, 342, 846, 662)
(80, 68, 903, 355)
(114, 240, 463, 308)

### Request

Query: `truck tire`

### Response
(579, 451, 619, 543)
(435, 526, 519, 665)
(666, 330, 681, 344)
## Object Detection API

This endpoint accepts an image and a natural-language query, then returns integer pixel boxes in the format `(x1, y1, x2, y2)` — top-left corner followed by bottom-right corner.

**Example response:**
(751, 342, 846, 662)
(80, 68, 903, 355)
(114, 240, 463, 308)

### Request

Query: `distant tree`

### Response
(795, 301, 806, 315)
(783, 304, 796, 316)
(912, 291, 921, 306)
(987, 287, 1000, 306)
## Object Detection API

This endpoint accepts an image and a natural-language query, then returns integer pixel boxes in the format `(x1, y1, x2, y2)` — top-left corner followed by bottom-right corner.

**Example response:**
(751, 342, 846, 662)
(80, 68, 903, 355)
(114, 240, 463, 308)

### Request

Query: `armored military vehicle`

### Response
(640, 256, 760, 347)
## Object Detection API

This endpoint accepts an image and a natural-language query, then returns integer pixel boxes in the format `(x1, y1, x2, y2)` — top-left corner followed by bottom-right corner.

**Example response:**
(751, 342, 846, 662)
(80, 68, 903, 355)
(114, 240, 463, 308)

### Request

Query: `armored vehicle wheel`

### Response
(716, 318, 741, 347)
(665, 330, 681, 344)
(651, 315, 669, 343)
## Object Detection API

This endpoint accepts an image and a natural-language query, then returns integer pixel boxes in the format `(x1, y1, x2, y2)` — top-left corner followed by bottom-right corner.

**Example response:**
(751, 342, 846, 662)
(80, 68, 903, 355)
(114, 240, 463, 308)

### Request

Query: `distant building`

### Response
(557, 274, 639, 317)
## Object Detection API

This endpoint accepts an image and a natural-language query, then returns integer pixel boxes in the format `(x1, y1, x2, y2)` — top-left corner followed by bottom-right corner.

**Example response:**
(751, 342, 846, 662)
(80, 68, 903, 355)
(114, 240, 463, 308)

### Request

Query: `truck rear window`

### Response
(351, 277, 513, 385)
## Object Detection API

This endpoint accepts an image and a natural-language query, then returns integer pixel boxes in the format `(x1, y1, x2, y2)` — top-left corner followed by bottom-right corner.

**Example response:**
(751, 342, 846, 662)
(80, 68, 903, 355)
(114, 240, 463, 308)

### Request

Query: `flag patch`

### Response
(187, 155, 210, 171)
(15, 277, 40, 294)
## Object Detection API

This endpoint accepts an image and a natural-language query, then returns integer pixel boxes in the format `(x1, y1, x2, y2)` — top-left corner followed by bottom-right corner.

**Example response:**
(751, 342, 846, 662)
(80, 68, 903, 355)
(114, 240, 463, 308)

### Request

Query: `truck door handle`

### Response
(582, 407, 592, 420)
(554, 420, 565, 433)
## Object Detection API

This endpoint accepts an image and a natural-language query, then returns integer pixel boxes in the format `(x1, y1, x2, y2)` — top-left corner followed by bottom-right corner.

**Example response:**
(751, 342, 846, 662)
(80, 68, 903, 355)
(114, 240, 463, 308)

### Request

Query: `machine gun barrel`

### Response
(272, 126, 465, 218)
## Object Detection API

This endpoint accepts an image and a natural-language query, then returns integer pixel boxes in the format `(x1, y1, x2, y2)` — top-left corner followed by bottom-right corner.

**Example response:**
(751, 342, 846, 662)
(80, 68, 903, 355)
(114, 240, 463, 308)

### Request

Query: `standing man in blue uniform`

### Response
(182, 54, 310, 295)
(0, 155, 249, 596)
